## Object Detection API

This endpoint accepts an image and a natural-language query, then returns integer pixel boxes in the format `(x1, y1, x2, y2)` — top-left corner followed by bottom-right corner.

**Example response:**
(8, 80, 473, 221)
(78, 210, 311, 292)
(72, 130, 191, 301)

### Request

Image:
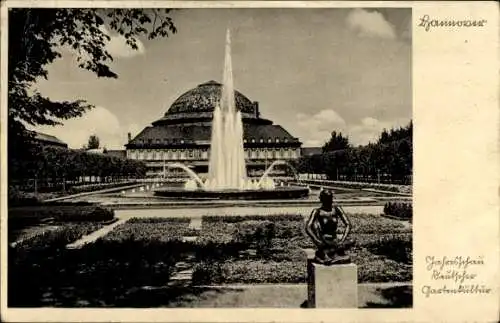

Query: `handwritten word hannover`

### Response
(418, 15, 487, 31)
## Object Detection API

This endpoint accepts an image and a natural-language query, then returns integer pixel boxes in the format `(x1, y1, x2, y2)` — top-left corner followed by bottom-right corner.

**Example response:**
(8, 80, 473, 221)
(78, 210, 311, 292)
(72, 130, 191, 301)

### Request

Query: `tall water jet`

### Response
(207, 29, 247, 190)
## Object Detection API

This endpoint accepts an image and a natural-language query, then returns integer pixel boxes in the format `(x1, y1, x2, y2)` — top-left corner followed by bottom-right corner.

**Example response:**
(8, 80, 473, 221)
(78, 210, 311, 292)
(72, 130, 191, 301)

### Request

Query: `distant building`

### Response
(30, 131, 68, 149)
(125, 80, 302, 176)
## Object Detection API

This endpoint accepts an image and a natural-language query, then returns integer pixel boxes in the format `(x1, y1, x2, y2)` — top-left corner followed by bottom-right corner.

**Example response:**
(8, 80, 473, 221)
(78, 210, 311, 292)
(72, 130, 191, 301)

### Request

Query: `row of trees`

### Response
(294, 122, 412, 184)
(9, 143, 147, 192)
(8, 8, 178, 191)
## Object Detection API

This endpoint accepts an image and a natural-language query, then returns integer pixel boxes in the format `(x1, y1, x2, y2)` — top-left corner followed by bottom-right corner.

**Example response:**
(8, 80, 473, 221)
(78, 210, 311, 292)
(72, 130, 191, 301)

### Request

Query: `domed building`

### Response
(125, 80, 302, 177)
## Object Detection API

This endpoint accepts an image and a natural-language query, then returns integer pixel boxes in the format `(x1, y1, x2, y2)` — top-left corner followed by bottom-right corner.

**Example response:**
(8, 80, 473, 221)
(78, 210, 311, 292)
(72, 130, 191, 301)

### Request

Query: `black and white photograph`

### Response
(7, 3, 415, 311)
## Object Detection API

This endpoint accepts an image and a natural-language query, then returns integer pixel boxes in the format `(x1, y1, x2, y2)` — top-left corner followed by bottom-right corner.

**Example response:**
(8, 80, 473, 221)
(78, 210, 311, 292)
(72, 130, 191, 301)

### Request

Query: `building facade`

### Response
(125, 80, 302, 177)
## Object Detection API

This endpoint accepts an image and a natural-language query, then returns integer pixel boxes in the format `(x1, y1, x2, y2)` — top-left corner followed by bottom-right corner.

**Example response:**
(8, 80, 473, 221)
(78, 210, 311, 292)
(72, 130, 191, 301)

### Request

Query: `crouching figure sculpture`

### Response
(305, 189, 353, 265)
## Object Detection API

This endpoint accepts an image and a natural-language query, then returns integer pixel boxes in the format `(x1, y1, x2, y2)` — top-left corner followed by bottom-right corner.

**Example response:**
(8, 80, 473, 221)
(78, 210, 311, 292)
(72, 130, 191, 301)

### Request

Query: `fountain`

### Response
(153, 29, 308, 200)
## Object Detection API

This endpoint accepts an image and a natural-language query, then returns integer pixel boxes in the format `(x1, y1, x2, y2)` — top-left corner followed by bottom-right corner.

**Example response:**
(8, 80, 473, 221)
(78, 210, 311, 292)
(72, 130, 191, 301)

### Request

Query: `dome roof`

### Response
(168, 80, 255, 115)
(152, 80, 272, 126)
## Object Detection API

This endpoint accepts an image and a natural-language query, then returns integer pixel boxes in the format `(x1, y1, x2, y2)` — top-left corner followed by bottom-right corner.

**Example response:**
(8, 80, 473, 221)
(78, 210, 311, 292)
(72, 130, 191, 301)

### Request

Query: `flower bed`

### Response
(202, 213, 304, 223)
(103, 218, 198, 242)
(301, 180, 411, 194)
(192, 213, 412, 284)
(365, 233, 412, 264)
(9, 212, 413, 306)
(349, 213, 411, 234)
(9, 206, 115, 229)
(383, 202, 412, 220)
(9, 236, 182, 307)
(10, 223, 104, 254)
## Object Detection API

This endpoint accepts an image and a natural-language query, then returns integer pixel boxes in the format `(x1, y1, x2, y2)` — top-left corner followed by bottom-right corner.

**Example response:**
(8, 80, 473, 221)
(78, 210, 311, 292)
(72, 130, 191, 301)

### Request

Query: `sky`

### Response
(33, 8, 412, 149)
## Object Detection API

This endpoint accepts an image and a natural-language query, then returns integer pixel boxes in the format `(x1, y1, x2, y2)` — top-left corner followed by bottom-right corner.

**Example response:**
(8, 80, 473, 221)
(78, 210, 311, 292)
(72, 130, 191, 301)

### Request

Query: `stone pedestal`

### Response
(305, 250, 358, 308)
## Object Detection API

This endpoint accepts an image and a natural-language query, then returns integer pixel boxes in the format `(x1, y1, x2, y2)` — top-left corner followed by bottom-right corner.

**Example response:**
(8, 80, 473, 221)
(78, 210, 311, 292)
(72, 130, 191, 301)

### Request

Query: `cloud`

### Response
(100, 26, 145, 58)
(35, 106, 135, 149)
(346, 9, 397, 39)
(297, 109, 346, 131)
(295, 110, 409, 147)
(296, 109, 347, 147)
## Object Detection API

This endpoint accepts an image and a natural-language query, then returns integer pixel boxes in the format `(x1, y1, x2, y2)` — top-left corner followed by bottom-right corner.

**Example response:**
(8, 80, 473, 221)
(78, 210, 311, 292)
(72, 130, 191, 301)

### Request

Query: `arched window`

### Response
(259, 138, 264, 143)
(276, 138, 280, 143)
(251, 138, 256, 143)
(267, 138, 272, 143)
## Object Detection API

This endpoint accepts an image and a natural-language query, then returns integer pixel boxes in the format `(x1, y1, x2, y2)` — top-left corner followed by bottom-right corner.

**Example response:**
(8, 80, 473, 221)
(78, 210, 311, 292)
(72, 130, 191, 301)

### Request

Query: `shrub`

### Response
(192, 261, 228, 285)
(383, 202, 412, 220)
(8, 186, 41, 207)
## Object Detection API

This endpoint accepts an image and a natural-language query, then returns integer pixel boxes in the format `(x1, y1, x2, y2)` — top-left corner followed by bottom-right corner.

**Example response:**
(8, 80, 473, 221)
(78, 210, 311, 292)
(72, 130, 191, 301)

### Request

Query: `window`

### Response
(180, 140, 185, 144)
(243, 139, 247, 143)
(284, 138, 288, 143)
(267, 138, 272, 143)
(276, 138, 280, 143)
(156, 139, 160, 144)
(259, 138, 264, 143)
(251, 138, 256, 143)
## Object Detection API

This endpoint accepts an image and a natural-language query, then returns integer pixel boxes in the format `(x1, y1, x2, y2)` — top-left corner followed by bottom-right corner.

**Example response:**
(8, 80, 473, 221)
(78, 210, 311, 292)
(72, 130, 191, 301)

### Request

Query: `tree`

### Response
(322, 131, 350, 153)
(85, 135, 100, 150)
(8, 9, 177, 152)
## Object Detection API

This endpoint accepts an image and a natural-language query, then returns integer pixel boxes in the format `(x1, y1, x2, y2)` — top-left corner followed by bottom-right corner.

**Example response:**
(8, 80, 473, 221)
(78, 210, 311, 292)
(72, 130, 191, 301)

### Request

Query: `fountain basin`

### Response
(153, 186, 309, 200)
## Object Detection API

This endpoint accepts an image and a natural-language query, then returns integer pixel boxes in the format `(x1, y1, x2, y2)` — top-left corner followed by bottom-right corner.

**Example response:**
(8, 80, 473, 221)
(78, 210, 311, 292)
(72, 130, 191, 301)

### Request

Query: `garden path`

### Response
(161, 282, 412, 308)
(66, 218, 128, 249)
